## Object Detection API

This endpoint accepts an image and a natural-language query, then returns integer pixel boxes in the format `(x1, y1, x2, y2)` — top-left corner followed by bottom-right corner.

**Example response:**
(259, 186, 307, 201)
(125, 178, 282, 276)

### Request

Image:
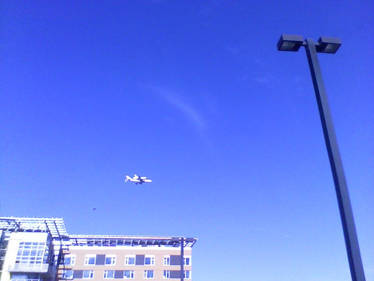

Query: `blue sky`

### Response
(1, 1, 373, 281)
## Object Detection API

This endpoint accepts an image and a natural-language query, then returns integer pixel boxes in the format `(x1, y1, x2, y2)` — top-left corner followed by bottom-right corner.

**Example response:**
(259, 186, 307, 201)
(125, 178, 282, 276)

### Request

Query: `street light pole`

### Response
(304, 38, 366, 281)
(277, 35, 366, 281)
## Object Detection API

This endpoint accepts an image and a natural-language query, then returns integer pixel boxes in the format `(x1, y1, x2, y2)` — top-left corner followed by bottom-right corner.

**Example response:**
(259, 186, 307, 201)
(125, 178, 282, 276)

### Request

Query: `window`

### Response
(163, 270, 170, 279)
(104, 270, 115, 279)
(184, 256, 191, 265)
(144, 255, 155, 265)
(64, 255, 76, 266)
(62, 269, 74, 279)
(125, 255, 135, 265)
(84, 255, 96, 265)
(105, 255, 116, 265)
(184, 270, 191, 279)
(15, 241, 48, 266)
(163, 256, 170, 266)
(144, 270, 154, 279)
(83, 270, 94, 279)
(124, 270, 134, 279)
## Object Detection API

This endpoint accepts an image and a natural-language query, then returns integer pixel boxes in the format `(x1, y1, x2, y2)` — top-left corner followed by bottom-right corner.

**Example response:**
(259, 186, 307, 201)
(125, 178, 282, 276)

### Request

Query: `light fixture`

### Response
(277, 34, 304, 52)
(316, 37, 342, 53)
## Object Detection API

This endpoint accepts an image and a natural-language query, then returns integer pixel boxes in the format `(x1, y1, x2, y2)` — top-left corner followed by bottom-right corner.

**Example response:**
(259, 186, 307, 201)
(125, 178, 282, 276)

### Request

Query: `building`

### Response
(0, 217, 196, 281)
(0, 217, 67, 281)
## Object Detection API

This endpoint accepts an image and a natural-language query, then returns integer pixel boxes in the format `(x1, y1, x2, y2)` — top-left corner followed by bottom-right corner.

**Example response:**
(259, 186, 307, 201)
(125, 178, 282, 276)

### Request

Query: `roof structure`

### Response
(0, 217, 197, 248)
(0, 217, 68, 239)
(69, 235, 197, 248)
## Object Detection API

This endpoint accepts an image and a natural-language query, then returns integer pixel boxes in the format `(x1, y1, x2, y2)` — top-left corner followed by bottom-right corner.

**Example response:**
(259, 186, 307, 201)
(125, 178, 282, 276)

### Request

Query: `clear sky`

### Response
(1, 1, 373, 281)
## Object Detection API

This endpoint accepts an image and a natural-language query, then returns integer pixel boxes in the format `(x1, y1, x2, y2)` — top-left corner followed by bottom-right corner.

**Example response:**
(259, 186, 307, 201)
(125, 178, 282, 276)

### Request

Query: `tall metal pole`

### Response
(304, 38, 366, 281)
(180, 237, 184, 281)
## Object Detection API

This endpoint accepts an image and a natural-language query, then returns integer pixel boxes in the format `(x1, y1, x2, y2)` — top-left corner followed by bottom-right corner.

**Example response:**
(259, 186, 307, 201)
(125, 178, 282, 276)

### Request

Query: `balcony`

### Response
(9, 263, 49, 273)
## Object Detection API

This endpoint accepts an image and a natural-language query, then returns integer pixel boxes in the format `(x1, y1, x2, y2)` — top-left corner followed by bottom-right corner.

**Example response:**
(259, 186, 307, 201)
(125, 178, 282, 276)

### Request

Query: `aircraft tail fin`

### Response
(125, 175, 131, 182)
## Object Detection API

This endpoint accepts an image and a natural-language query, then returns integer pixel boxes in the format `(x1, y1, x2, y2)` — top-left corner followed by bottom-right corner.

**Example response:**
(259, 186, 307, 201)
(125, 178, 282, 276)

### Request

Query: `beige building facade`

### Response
(58, 236, 194, 281)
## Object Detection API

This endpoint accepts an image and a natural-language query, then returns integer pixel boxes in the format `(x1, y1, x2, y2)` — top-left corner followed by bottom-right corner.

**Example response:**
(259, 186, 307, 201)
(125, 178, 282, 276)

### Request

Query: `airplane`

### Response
(125, 174, 152, 185)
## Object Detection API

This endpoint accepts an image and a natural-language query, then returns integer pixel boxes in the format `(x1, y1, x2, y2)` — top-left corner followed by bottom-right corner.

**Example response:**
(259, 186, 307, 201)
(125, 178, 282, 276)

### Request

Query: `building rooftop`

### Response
(0, 217, 197, 247)
(0, 217, 68, 238)
(69, 234, 197, 247)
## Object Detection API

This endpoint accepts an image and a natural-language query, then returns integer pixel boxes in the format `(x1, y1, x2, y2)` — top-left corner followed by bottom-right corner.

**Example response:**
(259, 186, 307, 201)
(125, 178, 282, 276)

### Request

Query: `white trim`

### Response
(64, 254, 76, 266)
(124, 270, 135, 279)
(144, 255, 155, 266)
(125, 255, 135, 265)
(105, 255, 116, 265)
(83, 270, 94, 279)
(104, 269, 115, 279)
(163, 255, 170, 266)
(62, 269, 74, 280)
(163, 270, 170, 279)
(144, 270, 154, 279)
(184, 256, 191, 266)
(84, 254, 96, 265)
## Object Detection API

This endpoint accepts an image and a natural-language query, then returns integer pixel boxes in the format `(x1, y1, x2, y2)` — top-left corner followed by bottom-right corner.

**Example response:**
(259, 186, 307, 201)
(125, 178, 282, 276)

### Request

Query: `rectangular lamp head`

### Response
(316, 37, 341, 53)
(277, 34, 304, 51)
